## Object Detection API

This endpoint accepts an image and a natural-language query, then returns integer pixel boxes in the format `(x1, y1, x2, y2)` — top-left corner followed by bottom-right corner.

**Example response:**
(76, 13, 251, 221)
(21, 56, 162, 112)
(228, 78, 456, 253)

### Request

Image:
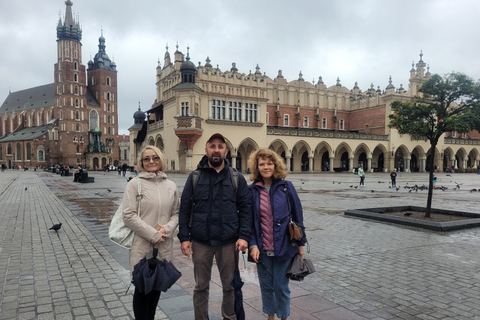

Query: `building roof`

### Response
(172, 82, 203, 91)
(0, 84, 100, 115)
(0, 125, 49, 142)
(0, 84, 55, 114)
(118, 134, 130, 142)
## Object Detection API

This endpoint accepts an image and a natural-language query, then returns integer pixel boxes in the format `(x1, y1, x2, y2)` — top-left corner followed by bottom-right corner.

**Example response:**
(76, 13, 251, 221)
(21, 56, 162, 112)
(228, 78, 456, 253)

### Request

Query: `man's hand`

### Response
(250, 247, 260, 263)
(235, 239, 248, 253)
(181, 241, 193, 257)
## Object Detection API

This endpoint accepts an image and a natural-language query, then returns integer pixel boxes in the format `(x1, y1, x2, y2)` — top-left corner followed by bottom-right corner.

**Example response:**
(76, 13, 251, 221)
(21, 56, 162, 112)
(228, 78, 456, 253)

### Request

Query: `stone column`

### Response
(367, 157, 372, 172)
(309, 156, 314, 172)
(231, 156, 237, 169)
(405, 158, 411, 172)
(349, 157, 354, 172)
(329, 156, 335, 172)
(286, 156, 291, 172)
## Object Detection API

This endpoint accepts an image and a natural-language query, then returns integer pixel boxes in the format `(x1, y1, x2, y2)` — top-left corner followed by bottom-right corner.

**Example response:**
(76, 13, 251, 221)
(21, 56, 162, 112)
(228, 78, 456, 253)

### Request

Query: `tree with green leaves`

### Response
(388, 72, 480, 217)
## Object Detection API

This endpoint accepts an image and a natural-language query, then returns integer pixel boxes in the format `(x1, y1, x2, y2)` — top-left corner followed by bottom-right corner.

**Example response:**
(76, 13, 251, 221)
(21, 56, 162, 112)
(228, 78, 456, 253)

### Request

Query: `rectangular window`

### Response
(322, 118, 327, 129)
(211, 100, 216, 118)
(284, 114, 289, 126)
(303, 116, 309, 128)
(181, 102, 189, 116)
(339, 119, 345, 130)
(266, 112, 269, 125)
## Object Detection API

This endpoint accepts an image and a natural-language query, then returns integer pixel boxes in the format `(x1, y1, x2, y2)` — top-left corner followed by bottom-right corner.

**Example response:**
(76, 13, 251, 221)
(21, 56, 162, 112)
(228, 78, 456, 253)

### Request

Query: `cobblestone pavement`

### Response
(1, 169, 480, 319)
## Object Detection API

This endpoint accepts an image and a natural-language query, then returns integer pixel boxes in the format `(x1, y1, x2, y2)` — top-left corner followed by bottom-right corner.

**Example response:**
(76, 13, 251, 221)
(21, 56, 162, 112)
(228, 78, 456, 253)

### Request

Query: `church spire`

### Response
(56, 0, 82, 42)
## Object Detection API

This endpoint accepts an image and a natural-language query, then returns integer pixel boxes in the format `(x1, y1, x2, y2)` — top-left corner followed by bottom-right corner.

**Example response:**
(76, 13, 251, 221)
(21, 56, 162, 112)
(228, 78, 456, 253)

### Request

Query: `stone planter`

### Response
(344, 205, 480, 231)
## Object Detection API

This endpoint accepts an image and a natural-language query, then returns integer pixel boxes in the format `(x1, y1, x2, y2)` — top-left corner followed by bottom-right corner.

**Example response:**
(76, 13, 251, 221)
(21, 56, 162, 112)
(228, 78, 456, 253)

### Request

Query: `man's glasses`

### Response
(142, 156, 160, 163)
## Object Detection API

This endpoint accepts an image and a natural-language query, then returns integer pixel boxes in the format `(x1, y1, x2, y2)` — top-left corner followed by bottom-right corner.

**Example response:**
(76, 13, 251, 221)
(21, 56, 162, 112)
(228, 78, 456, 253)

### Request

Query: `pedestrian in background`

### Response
(358, 164, 365, 186)
(390, 168, 397, 188)
(248, 148, 307, 320)
(178, 133, 252, 320)
(122, 146, 179, 320)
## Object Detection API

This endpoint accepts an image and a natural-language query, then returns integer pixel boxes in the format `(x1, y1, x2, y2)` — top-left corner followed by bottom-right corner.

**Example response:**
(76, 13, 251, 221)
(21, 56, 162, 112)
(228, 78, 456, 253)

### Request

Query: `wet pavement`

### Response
(1, 169, 480, 319)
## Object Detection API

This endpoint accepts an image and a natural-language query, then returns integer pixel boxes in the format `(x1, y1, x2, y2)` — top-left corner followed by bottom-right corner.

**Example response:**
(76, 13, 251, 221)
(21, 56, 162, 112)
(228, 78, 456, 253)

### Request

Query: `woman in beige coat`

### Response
(122, 146, 179, 320)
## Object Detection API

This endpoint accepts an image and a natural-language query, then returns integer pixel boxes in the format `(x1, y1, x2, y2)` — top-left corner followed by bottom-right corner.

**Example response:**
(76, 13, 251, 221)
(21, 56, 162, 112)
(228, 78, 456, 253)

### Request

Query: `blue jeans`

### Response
(256, 252, 291, 318)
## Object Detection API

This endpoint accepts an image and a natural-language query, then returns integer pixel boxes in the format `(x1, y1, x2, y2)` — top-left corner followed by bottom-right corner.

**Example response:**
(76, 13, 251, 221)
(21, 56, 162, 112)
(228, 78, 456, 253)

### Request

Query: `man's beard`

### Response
(208, 153, 224, 168)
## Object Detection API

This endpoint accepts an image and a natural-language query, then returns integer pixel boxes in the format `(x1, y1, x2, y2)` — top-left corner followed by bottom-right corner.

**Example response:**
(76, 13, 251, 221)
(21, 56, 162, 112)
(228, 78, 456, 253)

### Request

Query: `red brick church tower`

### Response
(53, 0, 119, 168)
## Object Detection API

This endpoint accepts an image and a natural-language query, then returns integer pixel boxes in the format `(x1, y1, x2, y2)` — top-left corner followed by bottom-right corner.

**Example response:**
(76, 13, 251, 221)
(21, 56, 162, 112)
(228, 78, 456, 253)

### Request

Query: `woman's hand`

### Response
(299, 246, 305, 259)
(250, 247, 260, 263)
(154, 224, 166, 244)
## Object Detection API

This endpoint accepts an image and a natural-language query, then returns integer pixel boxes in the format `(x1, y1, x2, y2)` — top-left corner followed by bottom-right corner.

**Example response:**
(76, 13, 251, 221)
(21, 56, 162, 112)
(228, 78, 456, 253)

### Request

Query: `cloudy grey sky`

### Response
(1, 0, 479, 134)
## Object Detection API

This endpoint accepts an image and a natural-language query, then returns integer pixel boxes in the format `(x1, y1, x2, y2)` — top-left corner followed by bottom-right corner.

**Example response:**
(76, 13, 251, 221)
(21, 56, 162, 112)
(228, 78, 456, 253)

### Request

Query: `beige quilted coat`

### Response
(122, 171, 179, 275)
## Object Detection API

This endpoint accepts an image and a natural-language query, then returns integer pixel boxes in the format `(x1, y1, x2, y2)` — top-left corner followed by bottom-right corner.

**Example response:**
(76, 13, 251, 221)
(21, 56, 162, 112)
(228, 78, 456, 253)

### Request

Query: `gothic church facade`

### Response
(0, 0, 119, 170)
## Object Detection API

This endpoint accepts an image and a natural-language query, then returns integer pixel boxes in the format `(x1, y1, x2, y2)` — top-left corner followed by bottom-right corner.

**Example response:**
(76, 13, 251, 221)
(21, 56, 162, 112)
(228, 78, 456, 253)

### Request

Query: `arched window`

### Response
(76, 124, 80, 132)
(26, 143, 31, 160)
(74, 61, 78, 70)
(107, 115, 111, 124)
(75, 86, 78, 94)
(0, 146, 3, 160)
(106, 92, 111, 101)
(75, 99, 79, 107)
(16, 143, 21, 160)
(74, 73, 78, 82)
(39, 150, 44, 161)
(7, 143, 12, 154)
(107, 104, 111, 112)
(106, 77, 111, 86)
(91, 77, 96, 85)
(89, 110, 99, 130)
(108, 127, 111, 135)
(75, 111, 79, 120)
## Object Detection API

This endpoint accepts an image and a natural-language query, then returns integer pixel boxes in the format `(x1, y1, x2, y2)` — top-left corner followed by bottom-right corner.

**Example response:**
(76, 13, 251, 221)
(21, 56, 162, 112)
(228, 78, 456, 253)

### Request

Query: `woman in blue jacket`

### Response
(248, 148, 307, 320)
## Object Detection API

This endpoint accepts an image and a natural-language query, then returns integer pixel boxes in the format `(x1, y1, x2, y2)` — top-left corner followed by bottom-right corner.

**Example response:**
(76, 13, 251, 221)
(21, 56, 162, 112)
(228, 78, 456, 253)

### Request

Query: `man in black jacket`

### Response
(178, 133, 252, 320)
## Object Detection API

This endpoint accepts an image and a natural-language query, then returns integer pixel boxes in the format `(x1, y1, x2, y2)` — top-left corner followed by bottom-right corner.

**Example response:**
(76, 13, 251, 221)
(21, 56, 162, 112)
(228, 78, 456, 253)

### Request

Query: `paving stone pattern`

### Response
(1, 170, 480, 319)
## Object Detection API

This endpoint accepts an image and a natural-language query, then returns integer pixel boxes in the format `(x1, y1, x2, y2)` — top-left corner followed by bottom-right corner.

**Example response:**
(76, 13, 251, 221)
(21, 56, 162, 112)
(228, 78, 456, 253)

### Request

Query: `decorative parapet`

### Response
(267, 126, 389, 140)
(445, 137, 480, 145)
(205, 119, 264, 127)
(174, 115, 203, 129)
(148, 120, 164, 131)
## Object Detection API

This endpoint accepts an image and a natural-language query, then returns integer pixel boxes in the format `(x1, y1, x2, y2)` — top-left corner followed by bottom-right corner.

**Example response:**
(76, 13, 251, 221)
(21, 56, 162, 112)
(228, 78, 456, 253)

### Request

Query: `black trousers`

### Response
(133, 287, 161, 320)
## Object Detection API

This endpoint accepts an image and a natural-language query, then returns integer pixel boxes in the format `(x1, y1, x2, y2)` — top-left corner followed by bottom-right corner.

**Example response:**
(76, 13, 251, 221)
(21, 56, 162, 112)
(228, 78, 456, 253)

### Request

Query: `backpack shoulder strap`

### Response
(191, 169, 201, 193)
(229, 166, 239, 195)
(189, 170, 201, 227)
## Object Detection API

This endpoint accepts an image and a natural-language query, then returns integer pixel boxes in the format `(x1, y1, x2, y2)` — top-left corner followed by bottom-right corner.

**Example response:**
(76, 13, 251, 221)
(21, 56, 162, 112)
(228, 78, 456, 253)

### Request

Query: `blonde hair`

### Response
(248, 148, 287, 182)
(137, 146, 167, 172)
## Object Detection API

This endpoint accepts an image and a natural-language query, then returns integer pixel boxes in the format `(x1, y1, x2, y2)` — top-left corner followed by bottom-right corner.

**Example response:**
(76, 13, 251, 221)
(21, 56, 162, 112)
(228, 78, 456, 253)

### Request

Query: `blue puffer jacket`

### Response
(249, 179, 307, 262)
(178, 156, 252, 246)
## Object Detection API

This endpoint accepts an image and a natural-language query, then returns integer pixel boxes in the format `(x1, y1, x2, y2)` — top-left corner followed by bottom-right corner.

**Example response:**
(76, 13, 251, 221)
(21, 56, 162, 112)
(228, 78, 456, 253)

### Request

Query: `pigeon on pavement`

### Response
(49, 223, 62, 232)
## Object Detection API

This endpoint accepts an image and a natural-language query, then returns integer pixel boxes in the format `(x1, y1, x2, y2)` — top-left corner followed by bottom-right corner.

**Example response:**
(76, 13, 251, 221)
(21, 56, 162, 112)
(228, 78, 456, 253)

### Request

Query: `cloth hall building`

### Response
(129, 48, 480, 174)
